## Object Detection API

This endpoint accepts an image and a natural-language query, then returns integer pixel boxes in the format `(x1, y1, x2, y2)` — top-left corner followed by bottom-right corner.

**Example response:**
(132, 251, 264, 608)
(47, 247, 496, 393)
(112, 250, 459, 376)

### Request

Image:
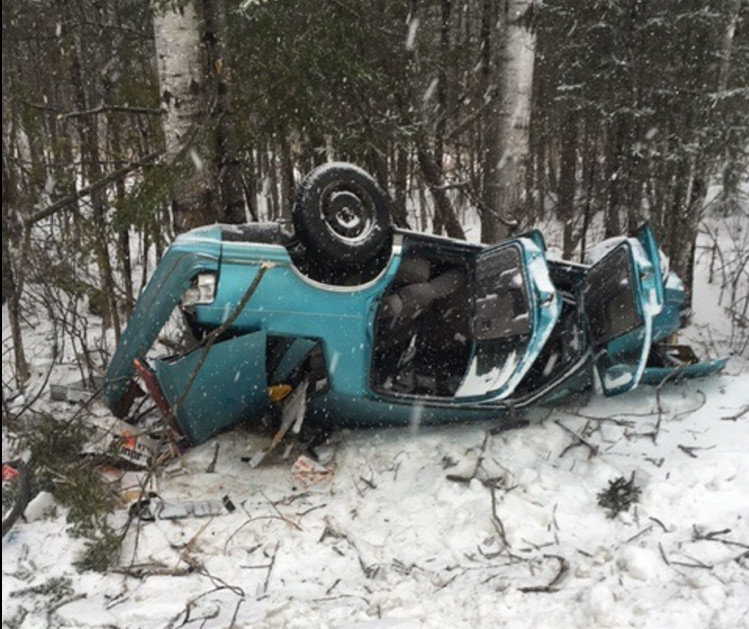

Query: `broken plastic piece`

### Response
(129, 493, 234, 521)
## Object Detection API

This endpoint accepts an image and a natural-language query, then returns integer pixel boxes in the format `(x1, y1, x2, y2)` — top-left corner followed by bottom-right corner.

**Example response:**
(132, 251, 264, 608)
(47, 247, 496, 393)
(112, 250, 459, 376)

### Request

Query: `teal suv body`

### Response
(104, 164, 727, 445)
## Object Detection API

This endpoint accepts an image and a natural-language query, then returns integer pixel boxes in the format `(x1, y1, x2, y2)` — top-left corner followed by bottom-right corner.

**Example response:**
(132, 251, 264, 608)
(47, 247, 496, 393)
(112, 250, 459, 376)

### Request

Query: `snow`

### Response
(3, 221, 749, 628)
(4, 379, 747, 628)
(455, 347, 519, 396)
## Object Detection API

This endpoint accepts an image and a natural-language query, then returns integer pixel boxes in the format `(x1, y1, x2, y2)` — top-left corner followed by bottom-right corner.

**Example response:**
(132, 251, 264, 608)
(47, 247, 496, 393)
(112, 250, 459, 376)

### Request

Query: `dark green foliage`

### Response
(13, 412, 122, 571)
(9, 576, 75, 605)
(597, 474, 642, 518)
(74, 523, 123, 573)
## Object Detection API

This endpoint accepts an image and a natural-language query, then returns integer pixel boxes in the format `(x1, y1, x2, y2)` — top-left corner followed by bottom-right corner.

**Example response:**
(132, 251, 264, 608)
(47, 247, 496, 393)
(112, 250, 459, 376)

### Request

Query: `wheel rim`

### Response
(321, 187, 375, 244)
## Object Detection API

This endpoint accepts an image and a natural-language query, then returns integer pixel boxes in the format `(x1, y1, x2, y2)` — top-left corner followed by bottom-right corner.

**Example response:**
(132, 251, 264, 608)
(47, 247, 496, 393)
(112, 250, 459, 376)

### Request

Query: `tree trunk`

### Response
(483, 0, 537, 243)
(603, 119, 624, 238)
(1, 155, 30, 386)
(69, 27, 121, 337)
(578, 113, 599, 262)
(717, 0, 743, 215)
(557, 109, 578, 258)
(153, 1, 218, 233)
(203, 0, 246, 224)
(434, 0, 452, 170)
(479, 0, 501, 243)
(416, 142, 465, 240)
(392, 145, 412, 228)
(279, 133, 294, 221)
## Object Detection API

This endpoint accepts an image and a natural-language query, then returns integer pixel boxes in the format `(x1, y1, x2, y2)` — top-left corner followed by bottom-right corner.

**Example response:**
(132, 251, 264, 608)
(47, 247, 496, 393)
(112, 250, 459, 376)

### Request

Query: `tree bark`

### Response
(391, 145, 412, 228)
(717, 0, 743, 215)
(153, 0, 218, 233)
(482, 0, 537, 242)
(416, 142, 466, 240)
(557, 110, 578, 258)
(203, 0, 246, 224)
(1, 155, 30, 386)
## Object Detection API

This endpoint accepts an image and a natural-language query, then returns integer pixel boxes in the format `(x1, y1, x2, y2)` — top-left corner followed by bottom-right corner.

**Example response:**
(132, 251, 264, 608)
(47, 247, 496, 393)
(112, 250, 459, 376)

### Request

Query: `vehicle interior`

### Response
(370, 235, 535, 400)
(370, 236, 474, 397)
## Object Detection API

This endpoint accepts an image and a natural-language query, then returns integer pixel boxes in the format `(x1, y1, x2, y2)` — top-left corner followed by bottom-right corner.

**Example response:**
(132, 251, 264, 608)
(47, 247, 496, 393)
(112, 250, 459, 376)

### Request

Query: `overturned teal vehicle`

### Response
(104, 163, 727, 445)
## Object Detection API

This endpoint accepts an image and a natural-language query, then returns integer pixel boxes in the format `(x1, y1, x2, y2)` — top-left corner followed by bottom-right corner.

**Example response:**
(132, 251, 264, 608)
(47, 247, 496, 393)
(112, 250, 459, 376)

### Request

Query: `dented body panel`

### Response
(104, 222, 726, 444)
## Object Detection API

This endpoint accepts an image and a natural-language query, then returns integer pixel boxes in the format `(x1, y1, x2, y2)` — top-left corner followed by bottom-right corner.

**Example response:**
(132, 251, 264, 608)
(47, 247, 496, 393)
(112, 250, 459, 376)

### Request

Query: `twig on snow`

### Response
(721, 404, 749, 421)
(692, 526, 749, 550)
(111, 564, 195, 579)
(658, 542, 671, 566)
(319, 518, 379, 579)
(517, 555, 569, 593)
(260, 490, 302, 531)
(229, 597, 245, 629)
(678, 444, 699, 458)
(555, 420, 598, 458)
(160, 587, 228, 629)
(490, 487, 510, 549)
(205, 442, 220, 473)
(263, 542, 280, 595)
(445, 431, 492, 484)
(649, 516, 669, 533)
(650, 366, 686, 444)
(670, 556, 713, 570)
(623, 525, 654, 544)
(46, 593, 88, 622)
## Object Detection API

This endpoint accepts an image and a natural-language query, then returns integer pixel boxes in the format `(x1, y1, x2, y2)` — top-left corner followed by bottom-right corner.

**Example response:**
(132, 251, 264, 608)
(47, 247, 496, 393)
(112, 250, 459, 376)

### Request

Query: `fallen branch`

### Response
(624, 525, 654, 544)
(261, 490, 302, 531)
(721, 404, 749, 421)
(692, 526, 749, 550)
(47, 593, 88, 622)
(670, 557, 713, 570)
(517, 555, 569, 593)
(111, 565, 195, 579)
(445, 431, 491, 484)
(678, 444, 699, 458)
(650, 366, 687, 444)
(160, 587, 230, 629)
(205, 442, 220, 473)
(263, 543, 280, 595)
(678, 444, 715, 459)
(658, 542, 671, 566)
(22, 151, 161, 228)
(167, 263, 273, 428)
(490, 487, 510, 549)
(319, 518, 379, 578)
(555, 420, 599, 458)
(649, 516, 669, 533)
(60, 105, 163, 119)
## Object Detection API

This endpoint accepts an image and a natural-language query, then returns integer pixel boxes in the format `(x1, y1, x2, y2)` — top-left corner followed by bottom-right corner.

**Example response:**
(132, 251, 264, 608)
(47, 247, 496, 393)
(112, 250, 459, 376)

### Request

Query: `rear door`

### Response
(455, 236, 559, 400)
(583, 229, 664, 396)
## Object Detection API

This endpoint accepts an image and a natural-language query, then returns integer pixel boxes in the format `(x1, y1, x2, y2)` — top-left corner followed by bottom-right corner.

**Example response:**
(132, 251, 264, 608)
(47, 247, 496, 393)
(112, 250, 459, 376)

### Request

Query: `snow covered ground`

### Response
(2, 218, 748, 629)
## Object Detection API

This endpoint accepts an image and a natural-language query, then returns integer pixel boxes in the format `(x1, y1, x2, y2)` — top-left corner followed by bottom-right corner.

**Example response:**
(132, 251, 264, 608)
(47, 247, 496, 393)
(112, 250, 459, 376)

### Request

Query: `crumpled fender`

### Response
(104, 245, 220, 417)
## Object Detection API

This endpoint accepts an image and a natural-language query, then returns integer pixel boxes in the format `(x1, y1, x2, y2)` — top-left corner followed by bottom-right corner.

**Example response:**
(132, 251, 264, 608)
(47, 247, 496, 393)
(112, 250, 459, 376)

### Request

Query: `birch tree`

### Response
(154, 0, 219, 233)
(716, 0, 744, 216)
(482, 0, 538, 242)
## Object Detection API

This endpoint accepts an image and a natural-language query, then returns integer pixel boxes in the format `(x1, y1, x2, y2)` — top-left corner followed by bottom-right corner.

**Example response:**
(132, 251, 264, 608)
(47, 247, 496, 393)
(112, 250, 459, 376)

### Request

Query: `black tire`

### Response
(2, 460, 31, 537)
(292, 163, 391, 267)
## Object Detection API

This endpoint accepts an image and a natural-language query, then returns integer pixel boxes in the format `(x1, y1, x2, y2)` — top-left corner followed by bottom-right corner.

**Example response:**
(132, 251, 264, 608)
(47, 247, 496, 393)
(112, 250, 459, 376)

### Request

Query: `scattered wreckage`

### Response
(104, 163, 727, 449)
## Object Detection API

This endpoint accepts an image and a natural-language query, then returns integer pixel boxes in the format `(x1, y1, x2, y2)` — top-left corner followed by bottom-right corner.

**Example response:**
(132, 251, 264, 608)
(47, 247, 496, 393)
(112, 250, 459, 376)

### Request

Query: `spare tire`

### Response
(292, 162, 391, 267)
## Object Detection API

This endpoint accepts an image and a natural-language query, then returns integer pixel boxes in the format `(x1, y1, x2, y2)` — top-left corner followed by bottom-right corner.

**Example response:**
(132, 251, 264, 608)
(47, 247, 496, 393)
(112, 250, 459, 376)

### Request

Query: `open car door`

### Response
(455, 235, 559, 400)
(583, 227, 664, 396)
